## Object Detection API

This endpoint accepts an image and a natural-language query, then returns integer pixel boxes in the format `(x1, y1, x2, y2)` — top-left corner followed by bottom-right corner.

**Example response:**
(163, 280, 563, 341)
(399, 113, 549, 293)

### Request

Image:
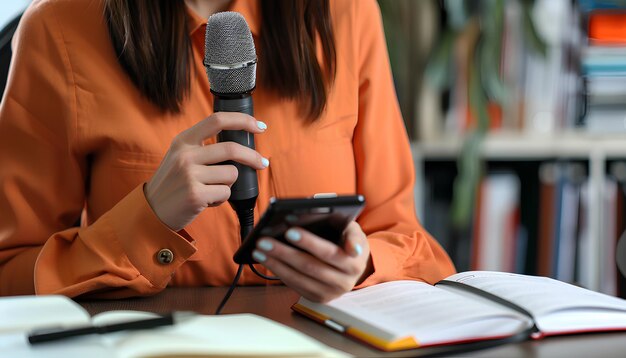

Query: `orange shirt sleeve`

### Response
(0, 2, 195, 298)
(352, 0, 456, 287)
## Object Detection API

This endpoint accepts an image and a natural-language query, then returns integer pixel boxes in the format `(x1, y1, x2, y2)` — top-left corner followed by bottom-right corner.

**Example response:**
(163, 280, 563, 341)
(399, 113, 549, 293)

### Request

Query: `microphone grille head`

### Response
(204, 12, 256, 94)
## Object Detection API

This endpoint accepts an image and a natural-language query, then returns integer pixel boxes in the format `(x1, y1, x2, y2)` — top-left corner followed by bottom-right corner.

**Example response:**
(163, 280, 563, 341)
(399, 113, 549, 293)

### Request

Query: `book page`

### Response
(302, 280, 531, 346)
(0, 295, 107, 358)
(0, 333, 110, 358)
(444, 271, 626, 333)
(0, 295, 90, 334)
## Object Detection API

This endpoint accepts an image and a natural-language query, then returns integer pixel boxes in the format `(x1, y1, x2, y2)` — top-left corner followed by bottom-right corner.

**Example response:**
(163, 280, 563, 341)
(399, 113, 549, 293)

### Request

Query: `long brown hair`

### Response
(104, 0, 336, 120)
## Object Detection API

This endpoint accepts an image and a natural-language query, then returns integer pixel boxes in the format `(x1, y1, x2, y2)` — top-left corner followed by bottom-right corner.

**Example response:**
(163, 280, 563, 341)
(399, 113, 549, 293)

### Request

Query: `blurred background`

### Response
(2, 0, 625, 296)
(378, 0, 626, 298)
(0, 1, 29, 29)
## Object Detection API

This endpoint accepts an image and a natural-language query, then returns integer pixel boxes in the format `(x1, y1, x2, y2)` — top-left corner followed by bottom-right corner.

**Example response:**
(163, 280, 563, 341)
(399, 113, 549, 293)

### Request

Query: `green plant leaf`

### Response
(444, 0, 469, 31)
(470, 48, 490, 132)
(451, 131, 484, 227)
(451, 51, 488, 228)
(424, 29, 456, 91)
(479, 0, 508, 105)
(522, 0, 547, 58)
(480, 0, 503, 35)
(481, 50, 509, 105)
(378, 0, 409, 80)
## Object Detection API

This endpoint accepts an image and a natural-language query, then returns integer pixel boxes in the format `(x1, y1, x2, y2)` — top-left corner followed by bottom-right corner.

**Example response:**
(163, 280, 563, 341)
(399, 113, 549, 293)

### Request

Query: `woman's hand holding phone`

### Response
(252, 221, 373, 303)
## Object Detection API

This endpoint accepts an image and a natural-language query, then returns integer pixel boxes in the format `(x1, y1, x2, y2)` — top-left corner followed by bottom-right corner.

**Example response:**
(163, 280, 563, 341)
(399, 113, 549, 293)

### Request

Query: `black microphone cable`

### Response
(235, 202, 279, 281)
(214, 264, 243, 315)
(248, 264, 279, 280)
(214, 209, 280, 315)
(236, 203, 279, 281)
(215, 203, 254, 315)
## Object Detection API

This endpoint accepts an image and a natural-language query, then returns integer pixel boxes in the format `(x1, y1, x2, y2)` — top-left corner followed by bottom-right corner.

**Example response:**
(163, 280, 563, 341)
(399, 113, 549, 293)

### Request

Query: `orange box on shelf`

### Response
(589, 12, 626, 44)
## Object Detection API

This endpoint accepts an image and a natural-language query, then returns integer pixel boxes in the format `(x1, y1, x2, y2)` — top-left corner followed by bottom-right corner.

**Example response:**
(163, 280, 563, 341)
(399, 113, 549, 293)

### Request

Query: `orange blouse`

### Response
(0, 0, 454, 298)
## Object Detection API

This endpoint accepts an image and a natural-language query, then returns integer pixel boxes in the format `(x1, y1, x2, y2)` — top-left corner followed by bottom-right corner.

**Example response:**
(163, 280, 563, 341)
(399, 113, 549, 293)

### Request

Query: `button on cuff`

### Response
(156, 249, 174, 265)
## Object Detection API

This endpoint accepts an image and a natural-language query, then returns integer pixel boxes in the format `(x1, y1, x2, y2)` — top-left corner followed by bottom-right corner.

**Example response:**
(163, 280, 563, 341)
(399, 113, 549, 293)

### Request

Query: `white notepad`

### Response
(0, 294, 348, 358)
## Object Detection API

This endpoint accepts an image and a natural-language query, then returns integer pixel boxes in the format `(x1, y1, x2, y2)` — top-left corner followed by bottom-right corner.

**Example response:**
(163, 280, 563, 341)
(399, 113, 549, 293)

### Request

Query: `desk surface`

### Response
(79, 286, 626, 357)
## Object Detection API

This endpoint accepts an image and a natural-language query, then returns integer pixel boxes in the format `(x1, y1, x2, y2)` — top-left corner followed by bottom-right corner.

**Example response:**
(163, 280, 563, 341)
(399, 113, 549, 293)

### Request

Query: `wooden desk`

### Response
(79, 286, 626, 357)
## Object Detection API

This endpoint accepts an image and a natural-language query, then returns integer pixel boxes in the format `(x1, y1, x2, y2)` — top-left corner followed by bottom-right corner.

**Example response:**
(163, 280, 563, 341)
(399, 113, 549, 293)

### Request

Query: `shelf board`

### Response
(412, 132, 626, 160)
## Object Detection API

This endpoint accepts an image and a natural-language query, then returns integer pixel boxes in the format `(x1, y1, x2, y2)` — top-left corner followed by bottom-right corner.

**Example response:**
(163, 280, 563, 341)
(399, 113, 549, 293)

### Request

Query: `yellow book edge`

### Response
(292, 303, 419, 352)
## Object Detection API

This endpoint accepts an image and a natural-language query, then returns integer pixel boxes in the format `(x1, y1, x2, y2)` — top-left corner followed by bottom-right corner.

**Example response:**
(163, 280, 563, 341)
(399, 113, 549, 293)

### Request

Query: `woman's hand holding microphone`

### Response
(144, 112, 268, 232)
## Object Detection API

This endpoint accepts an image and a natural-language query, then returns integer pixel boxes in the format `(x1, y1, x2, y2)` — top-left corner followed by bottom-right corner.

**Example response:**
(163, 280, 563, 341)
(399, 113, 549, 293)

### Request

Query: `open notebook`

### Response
(293, 271, 626, 351)
(0, 295, 348, 357)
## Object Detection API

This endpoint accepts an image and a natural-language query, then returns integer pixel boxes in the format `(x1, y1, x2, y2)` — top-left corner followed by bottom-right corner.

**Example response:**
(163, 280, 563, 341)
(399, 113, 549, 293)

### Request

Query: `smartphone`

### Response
(233, 195, 366, 264)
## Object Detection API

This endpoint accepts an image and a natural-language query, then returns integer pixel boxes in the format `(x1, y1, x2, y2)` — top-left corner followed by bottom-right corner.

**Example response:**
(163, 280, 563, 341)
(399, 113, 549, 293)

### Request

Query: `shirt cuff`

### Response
(106, 184, 197, 288)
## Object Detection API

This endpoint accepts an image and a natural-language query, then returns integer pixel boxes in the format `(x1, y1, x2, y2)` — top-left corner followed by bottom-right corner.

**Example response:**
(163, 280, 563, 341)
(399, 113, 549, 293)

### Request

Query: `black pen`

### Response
(28, 311, 195, 345)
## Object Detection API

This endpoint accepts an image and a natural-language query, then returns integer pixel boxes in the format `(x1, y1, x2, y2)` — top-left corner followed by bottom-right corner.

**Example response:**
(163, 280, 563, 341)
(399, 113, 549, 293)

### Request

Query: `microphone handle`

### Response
(214, 94, 259, 202)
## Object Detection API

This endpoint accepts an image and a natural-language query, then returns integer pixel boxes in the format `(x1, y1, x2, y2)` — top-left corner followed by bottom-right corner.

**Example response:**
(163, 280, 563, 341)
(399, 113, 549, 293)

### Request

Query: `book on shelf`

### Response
(0, 295, 345, 358)
(614, 162, 626, 298)
(537, 163, 558, 277)
(292, 271, 626, 352)
(602, 177, 619, 296)
(471, 172, 521, 273)
(606, 162, 626, 299)
(536, 162, 590, 286)
(553, 165, 583, 284)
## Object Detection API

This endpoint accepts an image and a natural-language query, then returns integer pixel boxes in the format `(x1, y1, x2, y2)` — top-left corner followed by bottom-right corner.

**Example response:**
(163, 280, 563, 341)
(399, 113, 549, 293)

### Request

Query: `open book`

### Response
(0, 295, 347, 357)
(292, 271, 626, 352)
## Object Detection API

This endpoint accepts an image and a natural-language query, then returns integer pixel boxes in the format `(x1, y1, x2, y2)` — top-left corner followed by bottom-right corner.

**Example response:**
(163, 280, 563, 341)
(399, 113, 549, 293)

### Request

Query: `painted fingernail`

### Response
(285, 229, 301, 242)
(252, 250, 267, 263)
(261, 158, 270, 168)
(354, 244, 363, 256)
(258, 239, 273, 251)
(257, 121, 267, 130)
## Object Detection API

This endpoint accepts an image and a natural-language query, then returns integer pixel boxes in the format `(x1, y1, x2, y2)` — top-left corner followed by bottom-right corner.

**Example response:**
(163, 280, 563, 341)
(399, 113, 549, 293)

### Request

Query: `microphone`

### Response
(204, 12, 259, 239)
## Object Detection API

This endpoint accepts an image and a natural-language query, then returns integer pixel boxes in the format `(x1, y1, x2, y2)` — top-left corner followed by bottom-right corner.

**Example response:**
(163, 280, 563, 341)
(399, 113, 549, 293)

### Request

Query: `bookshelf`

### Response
(412, 133, 626, 294)
(376, 0, 626, 298)
(414, 132, 626, 159)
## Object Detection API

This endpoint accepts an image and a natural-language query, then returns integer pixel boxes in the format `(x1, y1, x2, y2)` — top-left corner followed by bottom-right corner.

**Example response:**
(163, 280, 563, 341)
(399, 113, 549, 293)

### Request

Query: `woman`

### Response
(0, 0, 454, 300)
